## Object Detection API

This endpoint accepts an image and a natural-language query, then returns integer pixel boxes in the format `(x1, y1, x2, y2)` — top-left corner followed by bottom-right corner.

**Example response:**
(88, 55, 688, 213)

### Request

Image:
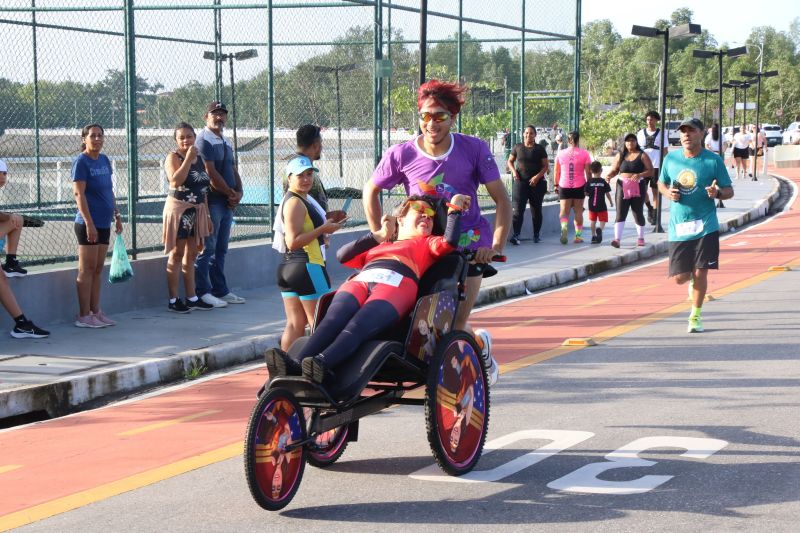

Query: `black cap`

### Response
(206, 101, 228, 114)
(678, 117, 704, 131)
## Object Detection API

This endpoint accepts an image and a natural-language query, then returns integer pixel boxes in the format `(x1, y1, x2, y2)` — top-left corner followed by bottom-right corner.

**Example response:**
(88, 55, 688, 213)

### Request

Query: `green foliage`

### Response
(462, 110, 511, 141)
(580, 107, 640, 155)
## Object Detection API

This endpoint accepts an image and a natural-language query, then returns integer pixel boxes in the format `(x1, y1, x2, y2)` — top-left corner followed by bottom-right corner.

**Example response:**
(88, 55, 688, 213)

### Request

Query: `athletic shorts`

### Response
(277, 261, 332, 300)
(668, 231, 720, 277)
(74, 223, 111, 246)
(559, 186, 585, 200)
(588, 210, 608, 222)
(733, 147, 749, 159)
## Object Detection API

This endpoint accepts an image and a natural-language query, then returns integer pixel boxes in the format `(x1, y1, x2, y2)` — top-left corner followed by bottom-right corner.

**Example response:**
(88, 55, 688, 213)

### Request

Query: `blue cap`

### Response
(286, 156, 318, 177)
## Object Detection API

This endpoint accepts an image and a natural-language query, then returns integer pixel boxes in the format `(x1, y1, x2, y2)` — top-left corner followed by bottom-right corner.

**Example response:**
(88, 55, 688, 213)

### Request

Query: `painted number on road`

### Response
(410, 431, 728, 495)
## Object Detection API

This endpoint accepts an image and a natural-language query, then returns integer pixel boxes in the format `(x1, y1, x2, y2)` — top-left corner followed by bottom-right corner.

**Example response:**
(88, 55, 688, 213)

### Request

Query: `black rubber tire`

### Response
(306, 423, 349, 468)
(244, 388, 307, 511)
(424, 330, 490, 476)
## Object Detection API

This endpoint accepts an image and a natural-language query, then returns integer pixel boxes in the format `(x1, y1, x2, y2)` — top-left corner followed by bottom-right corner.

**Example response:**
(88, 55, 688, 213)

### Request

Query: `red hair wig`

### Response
(417, 79, 467, 116)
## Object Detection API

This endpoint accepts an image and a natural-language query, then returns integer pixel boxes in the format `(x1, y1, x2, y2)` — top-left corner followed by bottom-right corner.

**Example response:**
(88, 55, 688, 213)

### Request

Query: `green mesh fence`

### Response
(0, 0, 578, 267)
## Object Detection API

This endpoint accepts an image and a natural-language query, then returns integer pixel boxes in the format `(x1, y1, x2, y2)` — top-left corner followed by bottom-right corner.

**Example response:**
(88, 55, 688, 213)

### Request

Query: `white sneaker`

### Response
(200, 293, 228, 308)
(220, 292, 246, 304)
(474, 328, 499, 386)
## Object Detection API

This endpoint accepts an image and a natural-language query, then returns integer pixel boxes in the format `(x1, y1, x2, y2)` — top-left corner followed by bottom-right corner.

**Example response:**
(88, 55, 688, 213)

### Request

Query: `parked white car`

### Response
(783, 122, 800, 145)
(665, 120, 681, 146)
(761, 124, 783, 146)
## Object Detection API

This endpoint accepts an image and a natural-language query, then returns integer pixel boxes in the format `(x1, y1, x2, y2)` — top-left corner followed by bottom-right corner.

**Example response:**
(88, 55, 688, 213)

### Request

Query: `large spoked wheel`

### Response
(306, 419, 349, 468)
(424, 330, 490, 476)
(244, 388, 307, 511)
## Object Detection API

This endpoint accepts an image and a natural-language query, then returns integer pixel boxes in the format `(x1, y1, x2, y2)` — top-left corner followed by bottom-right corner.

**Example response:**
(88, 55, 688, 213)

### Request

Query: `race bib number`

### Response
(353, 268, 403, 287)
(675, 219, 704, 238)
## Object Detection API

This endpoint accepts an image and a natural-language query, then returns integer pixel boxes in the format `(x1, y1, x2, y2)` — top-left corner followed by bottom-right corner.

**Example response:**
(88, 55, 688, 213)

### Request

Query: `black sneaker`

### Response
(533, 235, 541, 243)
(168, 298, 191, 314)
(596, 227, 603, 243)
(11, 320, 50, 339)
(3, 259, 27, 278)
(302, 355, 335, 384)
(509, 235, 521, 246)
(186, 298, 214, 311)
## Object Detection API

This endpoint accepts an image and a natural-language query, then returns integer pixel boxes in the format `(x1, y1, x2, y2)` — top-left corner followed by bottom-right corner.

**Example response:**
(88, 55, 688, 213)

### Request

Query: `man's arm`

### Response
(203, 160, 235, 197)
(362, 179, 384, 232)
(479, 179, 511, 262)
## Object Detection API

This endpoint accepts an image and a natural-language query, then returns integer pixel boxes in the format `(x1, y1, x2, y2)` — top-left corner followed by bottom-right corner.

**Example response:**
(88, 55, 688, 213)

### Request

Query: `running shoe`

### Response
(533, 234, 541, 243)
(590, 235, 599, 244)
(95, 310, 116, 326)
(220, 292, 246, 304)
(200, 293, 228, 308)
(75, 314, 106, 328)
(611, 239, 620, 248)
(687, 315, 704, 333)
(10, 320, 50, 339)
(168, 299, 191, 314)
(637, 238, 645, 247)
(265, 347, 301, 377)
(187, 298, 214, 311)
(475, 328, 499, 386)
(596, 228, 603, 243)
(560, 226, 568, 245)
(2, 259, 27, 277)
(509, 235, 521, 246)
(574, 236, 584, 244)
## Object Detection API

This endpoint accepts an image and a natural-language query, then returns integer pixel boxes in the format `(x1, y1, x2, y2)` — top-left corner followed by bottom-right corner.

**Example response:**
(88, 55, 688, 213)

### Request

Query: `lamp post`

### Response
(203, 48, 258, 167)
(313, 63, 359, 180)
(632, 22, 701, 232)
(666, 93, 683, 119)
(722, 80, 742, 129)
(693, 88, 719, 127)
(741, 68, 779, 180)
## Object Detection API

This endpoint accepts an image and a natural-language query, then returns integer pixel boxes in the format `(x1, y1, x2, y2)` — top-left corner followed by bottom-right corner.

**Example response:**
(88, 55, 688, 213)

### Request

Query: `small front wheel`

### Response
(307, 423, 350, 468)
(244, 388, 306, 510)
(425, 331, 490, 476)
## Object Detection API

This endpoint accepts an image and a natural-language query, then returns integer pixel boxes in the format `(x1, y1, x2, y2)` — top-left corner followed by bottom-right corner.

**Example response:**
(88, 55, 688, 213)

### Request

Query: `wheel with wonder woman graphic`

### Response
(244, 388, 307, 510)
(424, 331, 490, 476)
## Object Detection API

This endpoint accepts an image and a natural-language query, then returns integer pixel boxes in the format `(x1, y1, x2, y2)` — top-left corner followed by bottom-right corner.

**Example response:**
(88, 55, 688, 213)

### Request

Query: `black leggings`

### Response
(615, 183, 646, 226)
(512, 178, 547, 237)
(293, 290, 401, 368)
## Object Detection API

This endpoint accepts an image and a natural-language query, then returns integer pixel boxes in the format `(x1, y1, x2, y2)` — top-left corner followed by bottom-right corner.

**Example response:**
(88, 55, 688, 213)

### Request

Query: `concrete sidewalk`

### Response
(0, 175, 781, 422)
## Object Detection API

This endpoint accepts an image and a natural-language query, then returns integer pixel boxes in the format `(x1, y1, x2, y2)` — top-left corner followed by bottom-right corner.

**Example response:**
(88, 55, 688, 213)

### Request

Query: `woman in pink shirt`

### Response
(553, 131, 592, 244)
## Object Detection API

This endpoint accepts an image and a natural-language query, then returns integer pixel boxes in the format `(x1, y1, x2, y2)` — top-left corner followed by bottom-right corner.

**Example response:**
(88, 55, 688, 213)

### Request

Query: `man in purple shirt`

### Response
(363, 79, 511, 385)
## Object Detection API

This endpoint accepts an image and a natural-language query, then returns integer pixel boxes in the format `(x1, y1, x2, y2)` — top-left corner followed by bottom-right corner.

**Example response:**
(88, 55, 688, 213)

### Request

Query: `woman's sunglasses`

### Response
(418, 111, 452, 123)
(407, 201, 435, 217)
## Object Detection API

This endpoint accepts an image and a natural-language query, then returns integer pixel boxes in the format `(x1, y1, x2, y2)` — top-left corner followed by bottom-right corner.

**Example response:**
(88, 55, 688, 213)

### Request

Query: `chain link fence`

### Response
(0, 0, 578, 267)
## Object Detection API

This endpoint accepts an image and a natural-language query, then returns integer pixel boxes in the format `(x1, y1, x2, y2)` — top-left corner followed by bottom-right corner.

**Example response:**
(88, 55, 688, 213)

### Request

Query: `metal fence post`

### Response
(572, 0, 582, 131)
(519, 0, 525, 131)
(123, 0, 139, 257)
(373, 0, 383, 166)
(456, 0, 462, 133)
(214, 0, 223, 102)
(31, 0, 41, 208)
(267, 0, 275, 231)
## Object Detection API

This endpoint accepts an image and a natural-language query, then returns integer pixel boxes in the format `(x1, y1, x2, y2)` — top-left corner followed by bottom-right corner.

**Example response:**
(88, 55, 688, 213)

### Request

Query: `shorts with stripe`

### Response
(277, 261, 332, 300)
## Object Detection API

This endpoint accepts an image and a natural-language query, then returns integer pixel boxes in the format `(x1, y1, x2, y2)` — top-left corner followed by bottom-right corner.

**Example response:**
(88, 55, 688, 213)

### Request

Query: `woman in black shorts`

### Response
(71, 124, 123, 328)
(163, 122, 214, 313)
(605, 133, 653, 248)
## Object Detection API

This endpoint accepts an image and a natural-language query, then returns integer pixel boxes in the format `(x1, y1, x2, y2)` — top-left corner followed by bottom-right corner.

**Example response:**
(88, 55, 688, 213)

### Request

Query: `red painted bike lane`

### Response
(1, 169, 797, 526)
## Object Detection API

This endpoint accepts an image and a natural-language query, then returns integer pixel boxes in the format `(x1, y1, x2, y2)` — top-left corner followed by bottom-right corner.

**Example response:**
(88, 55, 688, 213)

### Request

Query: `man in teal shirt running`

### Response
(658, 118, 734, 333)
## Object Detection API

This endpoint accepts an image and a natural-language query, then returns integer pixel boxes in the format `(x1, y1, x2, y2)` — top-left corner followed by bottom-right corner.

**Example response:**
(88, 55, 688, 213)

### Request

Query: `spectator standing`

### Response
(731, 124, 750, 179)
(363, 79, 510, 386)
(584, 160, 613, 244)
(549, 123, 560, 157)
(637, 110, 667, 225)
(658, 118, 733, 333)
(195, 101, 246, 307)
(605, 133, 654, 248)
(71, 124, 123, 328)
(0, 160, 28, 277)
(275, 158, 344, 350)
(749, 124, 767, 179)
(162, 122, 214, 314)
(0, 268, 49, 338)
(553, 131, 592, 244)
(289, 124, 329, 212)
(704, 123, 726, 154)
(507, 125, 549, 244)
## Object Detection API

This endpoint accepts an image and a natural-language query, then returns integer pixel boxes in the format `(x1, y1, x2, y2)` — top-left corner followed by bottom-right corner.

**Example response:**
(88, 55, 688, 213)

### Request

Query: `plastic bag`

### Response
(109, 233, 134, 283)
(621, 178, 640, 200)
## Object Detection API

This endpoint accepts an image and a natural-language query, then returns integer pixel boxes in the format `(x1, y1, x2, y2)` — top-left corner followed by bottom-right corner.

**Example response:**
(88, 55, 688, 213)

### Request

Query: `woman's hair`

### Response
(620, 133, 640, 158)
(711, 123, 720, 141)
(567, 130, 580, 146)
(417, 79, 467, 115)
(80, 123, 104, 151)
(173, 121, 195, 139)
(394, 194, 438, 218)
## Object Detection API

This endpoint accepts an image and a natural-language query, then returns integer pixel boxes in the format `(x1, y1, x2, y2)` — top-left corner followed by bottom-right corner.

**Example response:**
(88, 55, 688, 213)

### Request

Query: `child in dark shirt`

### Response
(584, 161, 613, 244)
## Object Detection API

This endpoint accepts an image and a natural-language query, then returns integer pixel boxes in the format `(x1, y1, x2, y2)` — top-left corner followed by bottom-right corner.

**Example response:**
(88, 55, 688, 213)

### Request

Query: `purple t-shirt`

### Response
(372, 133, 501, 249)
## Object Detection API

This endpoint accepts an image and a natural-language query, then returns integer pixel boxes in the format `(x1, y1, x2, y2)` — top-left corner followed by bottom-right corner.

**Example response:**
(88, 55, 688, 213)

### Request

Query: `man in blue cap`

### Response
(658, 118, 734, 333)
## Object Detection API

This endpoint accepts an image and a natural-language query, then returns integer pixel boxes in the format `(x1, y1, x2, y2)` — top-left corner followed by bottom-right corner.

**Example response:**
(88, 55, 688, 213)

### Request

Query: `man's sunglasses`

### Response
(418, 111, 452, 123)
(407, 201, 435, 217)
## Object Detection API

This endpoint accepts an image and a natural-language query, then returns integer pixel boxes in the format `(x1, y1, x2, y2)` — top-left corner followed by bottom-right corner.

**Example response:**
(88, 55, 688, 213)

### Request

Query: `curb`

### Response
(1, 177, 784, 421)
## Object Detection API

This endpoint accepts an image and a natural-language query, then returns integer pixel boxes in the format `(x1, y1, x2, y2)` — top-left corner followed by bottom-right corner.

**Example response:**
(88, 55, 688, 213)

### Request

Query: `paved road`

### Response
(2, 181, 799, 531)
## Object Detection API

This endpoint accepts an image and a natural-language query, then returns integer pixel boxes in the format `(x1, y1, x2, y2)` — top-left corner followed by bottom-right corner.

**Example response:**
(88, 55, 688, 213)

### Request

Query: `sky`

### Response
(582, 1, 799, 47)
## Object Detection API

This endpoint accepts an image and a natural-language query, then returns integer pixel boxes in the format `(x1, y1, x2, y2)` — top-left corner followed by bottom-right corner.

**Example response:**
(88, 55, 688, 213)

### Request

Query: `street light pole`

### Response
(313, 63, 359, 181)
(693, 88, 718, 127)
(632, 22, 701, 233)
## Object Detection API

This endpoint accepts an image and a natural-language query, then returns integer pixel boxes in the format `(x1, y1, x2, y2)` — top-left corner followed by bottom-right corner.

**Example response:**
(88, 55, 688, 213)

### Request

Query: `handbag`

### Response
(108, 233, 134, 283)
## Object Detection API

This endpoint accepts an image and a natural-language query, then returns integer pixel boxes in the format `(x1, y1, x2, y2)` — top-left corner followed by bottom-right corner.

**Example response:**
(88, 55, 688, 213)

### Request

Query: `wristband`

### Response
(445, 202, 462, 212)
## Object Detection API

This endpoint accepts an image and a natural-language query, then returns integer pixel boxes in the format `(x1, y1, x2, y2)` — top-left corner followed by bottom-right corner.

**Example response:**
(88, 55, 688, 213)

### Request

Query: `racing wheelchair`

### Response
(243, 248, 501, 510)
